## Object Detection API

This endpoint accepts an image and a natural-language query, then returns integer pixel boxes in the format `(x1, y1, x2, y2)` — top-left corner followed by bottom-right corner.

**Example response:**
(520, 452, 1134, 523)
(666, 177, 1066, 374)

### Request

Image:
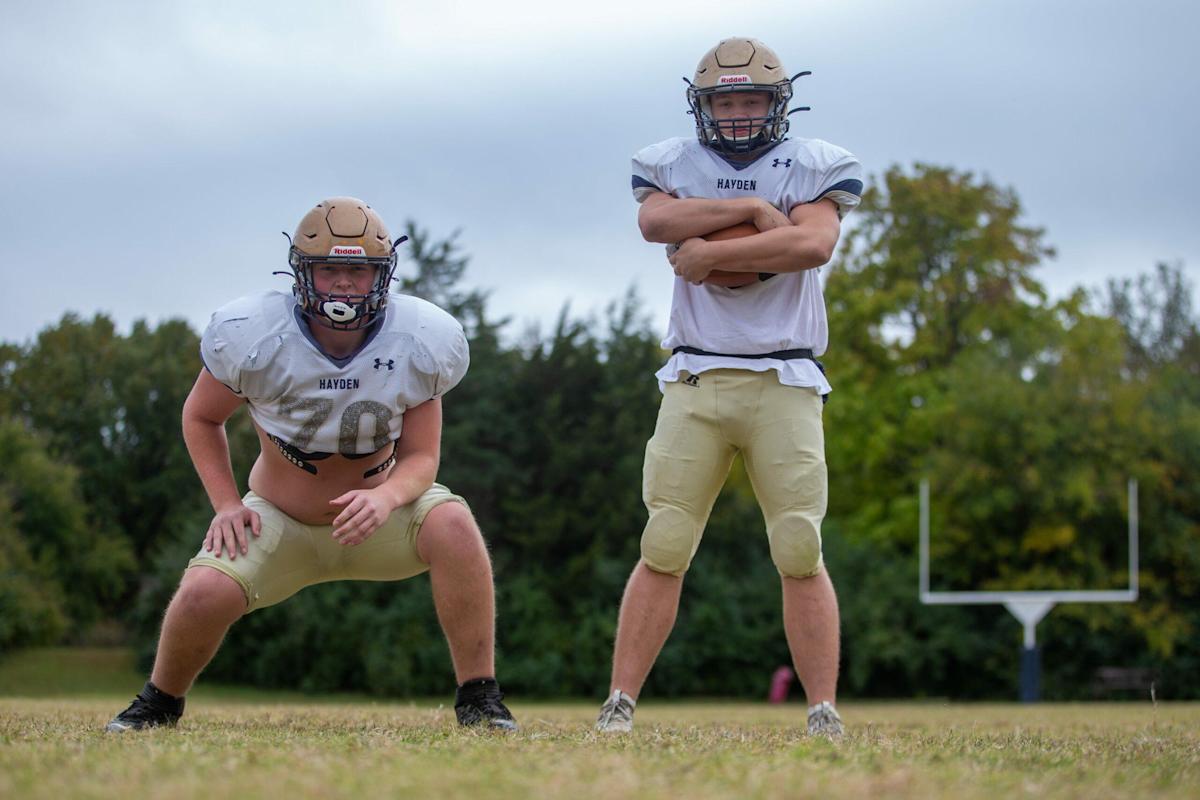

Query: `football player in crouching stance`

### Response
(594, 38, 863, 738)
(107, 197, 516, 732)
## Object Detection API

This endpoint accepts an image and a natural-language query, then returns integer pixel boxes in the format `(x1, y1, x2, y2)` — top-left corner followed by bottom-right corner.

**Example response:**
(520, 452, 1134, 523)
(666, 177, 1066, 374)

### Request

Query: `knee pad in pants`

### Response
(767, 509, 824, 578)
(640, 502, 703, 577)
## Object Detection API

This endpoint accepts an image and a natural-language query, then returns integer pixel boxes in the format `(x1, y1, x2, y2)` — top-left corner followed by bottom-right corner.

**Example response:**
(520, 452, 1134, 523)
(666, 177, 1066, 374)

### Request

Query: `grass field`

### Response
(1, 649, 1197, 799)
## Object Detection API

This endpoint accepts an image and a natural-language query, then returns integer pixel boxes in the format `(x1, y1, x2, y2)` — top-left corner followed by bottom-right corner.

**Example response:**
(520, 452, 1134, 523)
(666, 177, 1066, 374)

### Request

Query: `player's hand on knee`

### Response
(205, 504, 261, 560)
(329, 487, 394, 546)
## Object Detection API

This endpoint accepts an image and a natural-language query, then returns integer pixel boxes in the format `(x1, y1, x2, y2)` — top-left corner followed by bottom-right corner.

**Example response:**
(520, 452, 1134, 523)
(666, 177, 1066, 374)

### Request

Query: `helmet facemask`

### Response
(287, 246, 399, 331)
(687, 82, 794, 156)
(280, 197, 406, 331)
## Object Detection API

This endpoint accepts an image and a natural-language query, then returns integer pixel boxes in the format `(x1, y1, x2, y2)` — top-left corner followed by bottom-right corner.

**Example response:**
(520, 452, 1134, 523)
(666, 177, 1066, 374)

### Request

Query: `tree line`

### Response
(2, 164, 1196, 700)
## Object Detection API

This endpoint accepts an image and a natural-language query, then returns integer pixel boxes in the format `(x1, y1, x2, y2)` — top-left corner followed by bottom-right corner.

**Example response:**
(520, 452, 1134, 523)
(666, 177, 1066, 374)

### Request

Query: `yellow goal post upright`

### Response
(918, 478, 1139, 702)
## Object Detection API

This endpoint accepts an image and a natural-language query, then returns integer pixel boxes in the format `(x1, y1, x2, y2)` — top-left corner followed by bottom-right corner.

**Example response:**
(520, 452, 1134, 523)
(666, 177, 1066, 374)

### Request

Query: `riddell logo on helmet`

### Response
(329, 246, 366, 256)
(719, 75, 752, 85)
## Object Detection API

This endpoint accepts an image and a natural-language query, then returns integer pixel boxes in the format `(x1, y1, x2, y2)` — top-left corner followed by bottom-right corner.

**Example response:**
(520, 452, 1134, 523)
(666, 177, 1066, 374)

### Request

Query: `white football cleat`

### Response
(806, 701, 844, 738)
(595, 689, 636, 733)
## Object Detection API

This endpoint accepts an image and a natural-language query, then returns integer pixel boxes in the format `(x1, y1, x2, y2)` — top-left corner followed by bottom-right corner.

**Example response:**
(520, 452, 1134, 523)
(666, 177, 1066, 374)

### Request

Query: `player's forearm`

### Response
(376, 452, 439, 509)
(699, 225, 837, 273)
(182, 416, 244, 512)
(639, 197, 763, 243)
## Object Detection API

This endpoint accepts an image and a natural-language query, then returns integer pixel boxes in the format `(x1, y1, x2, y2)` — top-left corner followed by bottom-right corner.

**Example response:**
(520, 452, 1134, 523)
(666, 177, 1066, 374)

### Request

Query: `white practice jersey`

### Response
(200, 291, 469, 457)
(631, 136, 863, 393)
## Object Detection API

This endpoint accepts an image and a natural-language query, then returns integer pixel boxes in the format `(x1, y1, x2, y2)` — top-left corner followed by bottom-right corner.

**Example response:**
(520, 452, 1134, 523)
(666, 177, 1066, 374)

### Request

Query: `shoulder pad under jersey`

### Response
(784, 138, 864, 217)
(199, 291, 293, 396)
(632, 137, 691, 202)
(379, 294, 470, 397)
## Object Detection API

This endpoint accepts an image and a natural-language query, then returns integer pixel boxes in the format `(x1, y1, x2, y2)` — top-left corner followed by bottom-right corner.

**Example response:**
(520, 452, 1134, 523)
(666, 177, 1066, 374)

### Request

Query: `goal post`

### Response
(918, 478, 1139, 701)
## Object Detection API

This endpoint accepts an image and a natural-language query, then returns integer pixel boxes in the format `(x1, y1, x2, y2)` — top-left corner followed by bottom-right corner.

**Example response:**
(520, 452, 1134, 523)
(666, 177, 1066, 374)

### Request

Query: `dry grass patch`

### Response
(1, 699, 1197, 799)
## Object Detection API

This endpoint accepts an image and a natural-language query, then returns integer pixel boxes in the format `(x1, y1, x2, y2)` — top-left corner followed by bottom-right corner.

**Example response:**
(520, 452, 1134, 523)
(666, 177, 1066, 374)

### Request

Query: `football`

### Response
(702, 221, 760, 242)
(700, 223, 760, 288)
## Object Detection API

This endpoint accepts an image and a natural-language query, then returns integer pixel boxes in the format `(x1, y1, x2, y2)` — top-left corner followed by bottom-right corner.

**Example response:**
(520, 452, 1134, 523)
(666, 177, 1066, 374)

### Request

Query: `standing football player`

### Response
(107, 197, 516, 732)
(595, 38, 863, 736)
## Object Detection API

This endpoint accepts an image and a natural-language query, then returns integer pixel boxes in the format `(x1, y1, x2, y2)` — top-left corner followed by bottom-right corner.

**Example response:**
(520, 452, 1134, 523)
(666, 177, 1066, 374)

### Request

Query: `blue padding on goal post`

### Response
(1019, 645, 1041, 703)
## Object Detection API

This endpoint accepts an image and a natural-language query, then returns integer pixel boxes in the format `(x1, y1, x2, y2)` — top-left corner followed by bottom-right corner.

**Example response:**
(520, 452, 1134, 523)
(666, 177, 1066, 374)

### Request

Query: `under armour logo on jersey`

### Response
(374, 358, 395, 371)
(683, 374, 700, 387)
(772, 158, 793, 168)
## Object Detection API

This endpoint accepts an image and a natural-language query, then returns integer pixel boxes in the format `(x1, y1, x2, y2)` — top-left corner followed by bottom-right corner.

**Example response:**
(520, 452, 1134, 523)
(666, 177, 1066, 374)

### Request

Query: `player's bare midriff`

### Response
(246, 423, 396, 525)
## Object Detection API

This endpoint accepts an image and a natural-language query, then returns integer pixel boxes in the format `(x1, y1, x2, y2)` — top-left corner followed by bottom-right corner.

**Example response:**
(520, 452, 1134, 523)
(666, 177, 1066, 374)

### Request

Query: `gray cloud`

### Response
(1, 0, 1196, 345)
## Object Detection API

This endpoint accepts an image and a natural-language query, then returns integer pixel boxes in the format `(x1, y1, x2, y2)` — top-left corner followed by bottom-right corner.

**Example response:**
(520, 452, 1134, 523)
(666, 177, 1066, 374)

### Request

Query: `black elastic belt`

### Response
(671, 345, 829, 404)
(672, 346, 815, 361)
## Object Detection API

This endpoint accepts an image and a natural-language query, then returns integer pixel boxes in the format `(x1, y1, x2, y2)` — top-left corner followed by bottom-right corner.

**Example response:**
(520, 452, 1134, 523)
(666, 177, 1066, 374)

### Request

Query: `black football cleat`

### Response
(105, 682, 185, 732)
(454, 677, 518, 731)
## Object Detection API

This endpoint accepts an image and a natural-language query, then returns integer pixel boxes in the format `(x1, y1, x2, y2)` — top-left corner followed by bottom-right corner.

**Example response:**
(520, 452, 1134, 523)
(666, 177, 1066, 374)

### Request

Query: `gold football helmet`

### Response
(685, 37, 810, 155)
(284, 197, 406, 330)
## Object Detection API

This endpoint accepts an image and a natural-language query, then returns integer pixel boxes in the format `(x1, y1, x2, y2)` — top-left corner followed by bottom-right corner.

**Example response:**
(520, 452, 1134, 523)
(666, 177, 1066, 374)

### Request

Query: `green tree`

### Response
(822, 164, 1178, 698)
(1073, 261, 1200, 696)
(0, 419, 130, 637)
(0, 492, 68, 652)
(2, 314, 259, 624)
(3, 314, 124, 526)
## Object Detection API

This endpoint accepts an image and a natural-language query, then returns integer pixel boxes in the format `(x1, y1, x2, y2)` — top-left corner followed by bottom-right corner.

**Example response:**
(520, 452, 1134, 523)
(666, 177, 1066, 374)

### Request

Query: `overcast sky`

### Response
(1, 0, 1196, 346)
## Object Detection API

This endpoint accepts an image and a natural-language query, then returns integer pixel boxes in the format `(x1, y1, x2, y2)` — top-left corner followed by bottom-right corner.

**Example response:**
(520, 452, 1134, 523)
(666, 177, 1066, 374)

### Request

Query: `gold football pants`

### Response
(640, 369, 827, 577)
(188, 484, 467, 612)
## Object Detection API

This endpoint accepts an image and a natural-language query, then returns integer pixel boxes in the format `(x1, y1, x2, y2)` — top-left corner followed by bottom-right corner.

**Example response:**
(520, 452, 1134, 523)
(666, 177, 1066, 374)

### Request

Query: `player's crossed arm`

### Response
(638, 192, 790, 244)
(666, 197, 842, 283)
